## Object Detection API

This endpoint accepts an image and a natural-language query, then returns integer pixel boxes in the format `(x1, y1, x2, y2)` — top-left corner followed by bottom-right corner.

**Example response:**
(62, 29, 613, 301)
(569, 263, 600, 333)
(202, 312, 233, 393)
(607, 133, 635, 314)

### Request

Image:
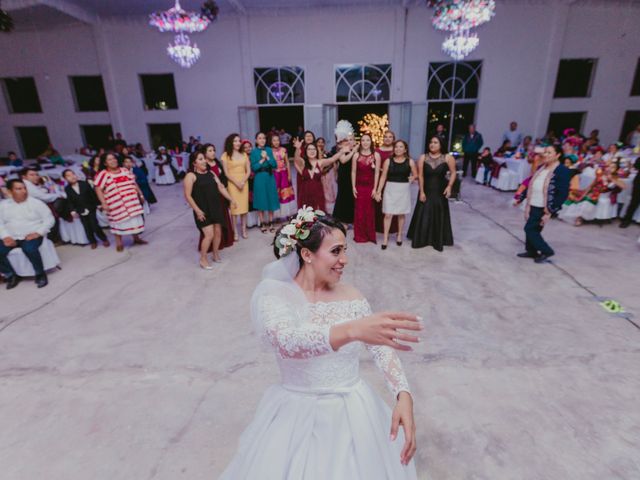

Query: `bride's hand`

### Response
(391, 392, 416, 466)
(350, 311, 422, 351)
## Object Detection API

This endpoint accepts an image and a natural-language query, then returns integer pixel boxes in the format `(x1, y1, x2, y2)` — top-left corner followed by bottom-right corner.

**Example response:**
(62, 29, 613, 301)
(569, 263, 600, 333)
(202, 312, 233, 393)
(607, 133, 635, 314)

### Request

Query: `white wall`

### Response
(1, 0, 639, 158)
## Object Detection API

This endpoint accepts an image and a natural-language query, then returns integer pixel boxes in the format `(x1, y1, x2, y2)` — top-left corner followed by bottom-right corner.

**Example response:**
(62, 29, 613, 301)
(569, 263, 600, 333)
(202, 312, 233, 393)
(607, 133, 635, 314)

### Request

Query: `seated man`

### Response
(0, 179, 55, 289)
(63, 169, 110, 249)
(8, 151, 23, 168)
(21, 167, 68, 241)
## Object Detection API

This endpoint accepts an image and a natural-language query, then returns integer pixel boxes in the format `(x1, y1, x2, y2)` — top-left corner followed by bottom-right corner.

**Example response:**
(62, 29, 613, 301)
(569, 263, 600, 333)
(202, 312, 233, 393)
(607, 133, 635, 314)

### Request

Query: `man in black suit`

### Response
(63, 169, 110, 249)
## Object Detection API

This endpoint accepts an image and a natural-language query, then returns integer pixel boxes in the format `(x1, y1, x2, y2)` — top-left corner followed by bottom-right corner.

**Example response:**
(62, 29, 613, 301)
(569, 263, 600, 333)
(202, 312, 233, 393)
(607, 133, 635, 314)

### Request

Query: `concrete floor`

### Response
(1, 181, 639, 480)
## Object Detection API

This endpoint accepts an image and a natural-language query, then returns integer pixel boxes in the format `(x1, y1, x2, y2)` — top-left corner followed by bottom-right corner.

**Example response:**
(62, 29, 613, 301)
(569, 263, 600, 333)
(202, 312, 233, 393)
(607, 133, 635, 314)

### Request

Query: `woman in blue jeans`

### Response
(514, 144, 570, 264)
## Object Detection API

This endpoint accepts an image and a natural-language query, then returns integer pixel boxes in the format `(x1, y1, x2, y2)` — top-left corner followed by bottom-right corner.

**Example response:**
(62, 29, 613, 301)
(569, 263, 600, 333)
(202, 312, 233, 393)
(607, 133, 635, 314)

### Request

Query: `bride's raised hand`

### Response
(391, 392, 416, 466)
(350, 311, 422, 351)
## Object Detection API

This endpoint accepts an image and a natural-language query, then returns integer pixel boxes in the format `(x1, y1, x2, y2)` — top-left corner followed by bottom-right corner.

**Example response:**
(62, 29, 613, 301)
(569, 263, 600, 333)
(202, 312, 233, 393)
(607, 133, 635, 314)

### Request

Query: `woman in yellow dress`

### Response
(221, 133, 250, 240)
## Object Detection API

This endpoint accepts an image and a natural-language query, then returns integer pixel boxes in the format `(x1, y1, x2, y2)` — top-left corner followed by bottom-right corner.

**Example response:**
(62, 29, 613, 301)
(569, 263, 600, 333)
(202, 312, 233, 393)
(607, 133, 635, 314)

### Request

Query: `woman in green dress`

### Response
(250, 132, 280, 232)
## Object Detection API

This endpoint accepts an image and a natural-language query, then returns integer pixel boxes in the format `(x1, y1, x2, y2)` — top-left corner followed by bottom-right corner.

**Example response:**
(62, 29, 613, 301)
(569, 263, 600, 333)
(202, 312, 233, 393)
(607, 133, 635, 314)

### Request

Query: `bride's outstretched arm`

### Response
(257, 295, 421, 360)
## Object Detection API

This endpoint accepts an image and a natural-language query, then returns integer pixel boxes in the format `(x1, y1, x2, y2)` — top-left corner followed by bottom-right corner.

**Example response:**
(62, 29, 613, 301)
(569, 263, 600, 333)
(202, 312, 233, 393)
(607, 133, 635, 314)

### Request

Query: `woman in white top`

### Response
(518, 144, 571, 264)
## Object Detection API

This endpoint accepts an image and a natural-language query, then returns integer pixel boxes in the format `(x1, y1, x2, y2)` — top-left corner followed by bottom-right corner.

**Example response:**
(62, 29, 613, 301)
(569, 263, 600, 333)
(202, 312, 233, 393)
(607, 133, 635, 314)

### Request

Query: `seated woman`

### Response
(558, 165, 625, 226)
(478, 147, 494, 186)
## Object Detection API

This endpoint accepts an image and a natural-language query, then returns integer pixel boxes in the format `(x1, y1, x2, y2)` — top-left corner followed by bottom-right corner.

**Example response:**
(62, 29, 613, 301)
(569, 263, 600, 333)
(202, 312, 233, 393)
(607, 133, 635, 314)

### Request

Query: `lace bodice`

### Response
(258, 296, 411, 398)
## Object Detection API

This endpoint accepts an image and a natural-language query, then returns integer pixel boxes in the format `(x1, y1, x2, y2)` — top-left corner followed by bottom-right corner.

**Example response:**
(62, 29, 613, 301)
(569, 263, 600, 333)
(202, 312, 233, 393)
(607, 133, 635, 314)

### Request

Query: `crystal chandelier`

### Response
(149, 0, 210, 34)
(167, 33, 201, 68)
(429, 0, 495, 61)
(442, 30, 479, 61)
(432, 0, 495, 31)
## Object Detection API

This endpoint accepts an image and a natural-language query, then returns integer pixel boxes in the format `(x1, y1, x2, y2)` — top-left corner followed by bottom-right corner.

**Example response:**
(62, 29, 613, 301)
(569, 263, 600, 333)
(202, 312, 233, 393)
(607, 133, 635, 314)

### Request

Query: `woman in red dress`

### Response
(203, 143, 234, 249)
(352, 134, 380, 244)
(293, 139, 346, 211)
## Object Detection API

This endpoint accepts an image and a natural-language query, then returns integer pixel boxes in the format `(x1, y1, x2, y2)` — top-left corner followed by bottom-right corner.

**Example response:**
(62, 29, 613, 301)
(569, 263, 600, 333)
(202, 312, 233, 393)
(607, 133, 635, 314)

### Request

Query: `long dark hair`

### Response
(273, 214, 347, 267)
(392, 140, 410, 162)
(99, 152, 120, 171)
(223, 133, 240, 159)
(427, 135, 445, 155)
(358, 133, 375, 155)
(188, 150, 205, 173)
(200, 143, 228, 186)
(303, 142, 318, 172)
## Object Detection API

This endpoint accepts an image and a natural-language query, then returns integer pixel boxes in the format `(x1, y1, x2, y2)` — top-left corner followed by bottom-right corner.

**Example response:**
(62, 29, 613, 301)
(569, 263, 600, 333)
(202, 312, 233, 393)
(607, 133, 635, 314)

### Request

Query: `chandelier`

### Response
(442, 30, 479, 61)
(149, 0, 210, 33)
(429, 0, 495, 61)
(167, 33, 201, 68)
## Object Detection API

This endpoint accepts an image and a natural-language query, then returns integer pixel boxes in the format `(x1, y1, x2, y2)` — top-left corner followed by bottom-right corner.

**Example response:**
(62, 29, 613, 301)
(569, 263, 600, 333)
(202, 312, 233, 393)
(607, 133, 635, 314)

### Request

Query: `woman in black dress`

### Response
(184, 151, 236, 269)
(407, 135, 456, 251)
(332, 134, 358, 225)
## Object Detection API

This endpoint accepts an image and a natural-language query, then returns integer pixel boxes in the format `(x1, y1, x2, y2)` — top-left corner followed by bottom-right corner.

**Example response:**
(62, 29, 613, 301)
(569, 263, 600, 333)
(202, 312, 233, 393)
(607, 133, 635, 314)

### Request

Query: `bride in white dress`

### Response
(220, 207, 422, 479)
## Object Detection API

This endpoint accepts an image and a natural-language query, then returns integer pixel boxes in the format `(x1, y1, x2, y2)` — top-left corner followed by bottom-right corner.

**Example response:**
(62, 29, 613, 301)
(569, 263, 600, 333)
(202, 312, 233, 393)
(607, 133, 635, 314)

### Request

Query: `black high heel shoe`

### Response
(396, 239, 403, 246)
(381, 244, 387, 250)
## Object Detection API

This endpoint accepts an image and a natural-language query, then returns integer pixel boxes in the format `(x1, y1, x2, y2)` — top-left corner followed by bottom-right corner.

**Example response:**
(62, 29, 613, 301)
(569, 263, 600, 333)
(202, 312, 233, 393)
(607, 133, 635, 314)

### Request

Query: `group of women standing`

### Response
(183, 128, 458, 268)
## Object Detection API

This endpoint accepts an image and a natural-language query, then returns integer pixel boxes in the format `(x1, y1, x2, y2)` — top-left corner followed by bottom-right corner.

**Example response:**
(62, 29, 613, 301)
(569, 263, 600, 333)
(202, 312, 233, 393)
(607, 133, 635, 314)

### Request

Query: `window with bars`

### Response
(254, 67, 305, 105)
(335, 64, 392, 103)
(427, 61, 482, 100)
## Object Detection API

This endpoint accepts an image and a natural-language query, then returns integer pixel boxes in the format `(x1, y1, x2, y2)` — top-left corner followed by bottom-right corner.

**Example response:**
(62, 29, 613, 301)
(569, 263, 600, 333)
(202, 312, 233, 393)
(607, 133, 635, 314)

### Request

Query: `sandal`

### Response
(242, 230, 248, 239)
(233, 232, 239, 242)
(268, 222, 276, 233)
(260, 224, 268, 233)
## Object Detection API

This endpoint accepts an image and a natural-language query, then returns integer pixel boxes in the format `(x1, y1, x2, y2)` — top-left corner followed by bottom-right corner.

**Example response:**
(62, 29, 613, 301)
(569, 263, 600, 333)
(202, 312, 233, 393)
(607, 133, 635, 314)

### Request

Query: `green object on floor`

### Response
(599, 299, 624, 314)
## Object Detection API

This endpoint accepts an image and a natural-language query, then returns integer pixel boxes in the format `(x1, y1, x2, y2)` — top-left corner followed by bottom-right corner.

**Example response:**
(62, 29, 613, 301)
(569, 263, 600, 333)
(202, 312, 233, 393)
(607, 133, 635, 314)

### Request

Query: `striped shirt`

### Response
(94, 168, 143, 223)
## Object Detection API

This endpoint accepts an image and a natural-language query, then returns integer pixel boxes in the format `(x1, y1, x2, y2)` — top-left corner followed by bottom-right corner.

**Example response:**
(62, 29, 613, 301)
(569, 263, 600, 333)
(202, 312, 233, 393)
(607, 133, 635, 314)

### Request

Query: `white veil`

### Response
(249, 253, 308, 343)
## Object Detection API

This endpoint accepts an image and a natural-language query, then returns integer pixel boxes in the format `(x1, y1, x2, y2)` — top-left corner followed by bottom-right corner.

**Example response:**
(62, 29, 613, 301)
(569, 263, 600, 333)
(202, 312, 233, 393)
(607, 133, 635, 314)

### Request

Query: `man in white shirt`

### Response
(502, 121, 523, 149)
(0, 179, 55, 289)
(21, 166, 67, 242)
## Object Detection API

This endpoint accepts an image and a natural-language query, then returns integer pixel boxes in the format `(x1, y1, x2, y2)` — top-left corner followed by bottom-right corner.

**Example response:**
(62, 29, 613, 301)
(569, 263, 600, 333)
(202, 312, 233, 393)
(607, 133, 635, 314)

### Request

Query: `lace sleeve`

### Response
(259, 295, 334, 359)
(360, 301, 411, 398)
(365, 344, 411, 399)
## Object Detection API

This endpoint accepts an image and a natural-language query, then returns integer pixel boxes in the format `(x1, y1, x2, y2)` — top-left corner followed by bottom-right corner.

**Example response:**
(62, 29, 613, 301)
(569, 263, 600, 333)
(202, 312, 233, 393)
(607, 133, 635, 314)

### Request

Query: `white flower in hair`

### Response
(275, 206, 326, 257)
(334, 120, 354, 143)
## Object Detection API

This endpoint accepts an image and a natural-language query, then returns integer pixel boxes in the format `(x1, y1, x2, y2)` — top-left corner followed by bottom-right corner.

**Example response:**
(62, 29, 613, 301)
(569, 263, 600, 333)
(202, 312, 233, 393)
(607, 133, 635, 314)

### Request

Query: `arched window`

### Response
(254, 67, 305, 105)
(335, 64, 392, 103)
(426, 61, 482, 152)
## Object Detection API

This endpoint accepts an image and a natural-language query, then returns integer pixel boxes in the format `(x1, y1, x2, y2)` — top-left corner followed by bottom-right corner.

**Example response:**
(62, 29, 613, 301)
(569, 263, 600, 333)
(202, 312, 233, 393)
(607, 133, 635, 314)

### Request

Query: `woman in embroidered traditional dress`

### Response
(153, 146, 176, 185)
(220, 208, 421, 479)
(94, 153, 148, 252)
(352, 134, 381, 244)
(270, 133, 296, 218)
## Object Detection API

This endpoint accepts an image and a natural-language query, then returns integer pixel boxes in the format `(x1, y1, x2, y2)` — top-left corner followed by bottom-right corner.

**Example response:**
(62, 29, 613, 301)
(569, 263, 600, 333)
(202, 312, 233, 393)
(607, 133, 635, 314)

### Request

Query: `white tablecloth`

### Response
(0, 166, 20, 178)
(40, 165, 86, 181)
(502, 158, 530, 184)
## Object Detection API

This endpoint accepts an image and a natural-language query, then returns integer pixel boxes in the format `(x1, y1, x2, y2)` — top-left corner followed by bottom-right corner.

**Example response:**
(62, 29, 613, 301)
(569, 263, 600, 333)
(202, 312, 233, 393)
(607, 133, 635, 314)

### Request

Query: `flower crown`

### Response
(275, 206, 326, 257)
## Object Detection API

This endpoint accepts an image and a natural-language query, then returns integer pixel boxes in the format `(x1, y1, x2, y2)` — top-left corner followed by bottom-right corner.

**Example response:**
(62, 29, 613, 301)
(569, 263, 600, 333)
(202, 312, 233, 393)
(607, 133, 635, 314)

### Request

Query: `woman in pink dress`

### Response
(269, 134, 295, 217)
(317, 137, 337, 210)
(352, 134, 381, 244)
(293, 139, 346, 211)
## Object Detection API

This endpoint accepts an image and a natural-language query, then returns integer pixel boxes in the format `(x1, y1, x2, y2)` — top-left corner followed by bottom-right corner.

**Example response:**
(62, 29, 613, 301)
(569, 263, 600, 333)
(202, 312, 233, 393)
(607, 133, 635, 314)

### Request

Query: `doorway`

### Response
(258, 106, 304, 138)
(337, 103, 389, 142)
(425, 101, 476, 153)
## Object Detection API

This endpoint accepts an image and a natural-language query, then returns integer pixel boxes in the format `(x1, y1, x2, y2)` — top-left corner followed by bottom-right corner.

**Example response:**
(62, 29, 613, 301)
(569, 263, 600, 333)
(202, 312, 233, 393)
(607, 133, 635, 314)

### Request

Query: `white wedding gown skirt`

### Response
(220, 297, 418, 480)
(220, 378, 416, 480)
